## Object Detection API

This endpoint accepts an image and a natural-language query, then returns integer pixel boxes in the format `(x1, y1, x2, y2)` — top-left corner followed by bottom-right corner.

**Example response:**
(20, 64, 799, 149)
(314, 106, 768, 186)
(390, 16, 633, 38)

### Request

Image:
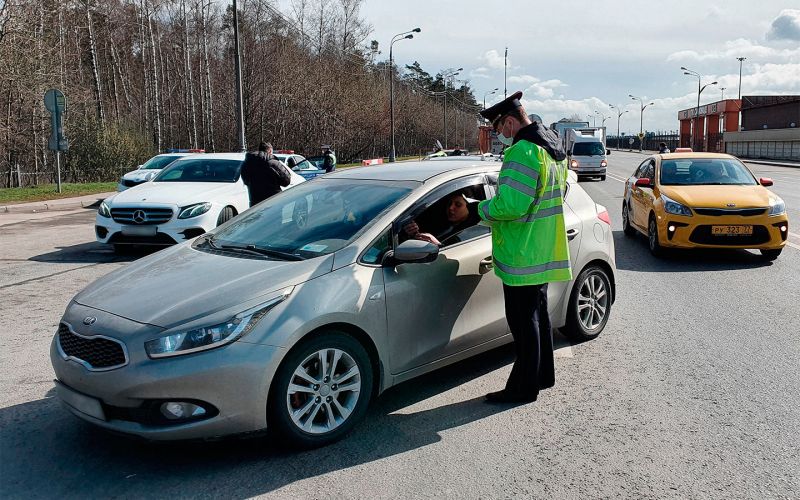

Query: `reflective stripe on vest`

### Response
(494, 258, 571, 276)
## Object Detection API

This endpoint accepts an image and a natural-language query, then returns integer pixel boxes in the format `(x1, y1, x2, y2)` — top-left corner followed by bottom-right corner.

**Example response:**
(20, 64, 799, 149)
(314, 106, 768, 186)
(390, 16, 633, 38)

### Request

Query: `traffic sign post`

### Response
(44, 89, 67, 193)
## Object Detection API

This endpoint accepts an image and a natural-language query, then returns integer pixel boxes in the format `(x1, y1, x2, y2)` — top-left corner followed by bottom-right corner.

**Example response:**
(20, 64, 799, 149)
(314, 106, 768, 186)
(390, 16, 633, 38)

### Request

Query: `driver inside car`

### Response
(403, 190, 481, 246)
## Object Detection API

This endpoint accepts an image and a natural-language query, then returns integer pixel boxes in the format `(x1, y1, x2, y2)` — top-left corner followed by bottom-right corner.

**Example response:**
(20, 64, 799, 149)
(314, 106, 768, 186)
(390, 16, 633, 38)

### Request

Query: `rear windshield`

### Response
(572, 142, 605, 156)
(660, 158, 757, 186)
(153, 159, 241, 183)
(141, 155, 182, 170)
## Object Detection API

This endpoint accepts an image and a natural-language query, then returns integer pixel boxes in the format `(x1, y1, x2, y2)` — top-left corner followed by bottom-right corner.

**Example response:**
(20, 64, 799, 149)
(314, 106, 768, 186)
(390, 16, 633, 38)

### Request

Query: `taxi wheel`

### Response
(648, 215, 664, 258)
(267, 332, 373, 449)
(563, 265, 612, 341)
(760, 249, 782, 261)
(216, 206, 234, 226)
(622, 203, 635, 237)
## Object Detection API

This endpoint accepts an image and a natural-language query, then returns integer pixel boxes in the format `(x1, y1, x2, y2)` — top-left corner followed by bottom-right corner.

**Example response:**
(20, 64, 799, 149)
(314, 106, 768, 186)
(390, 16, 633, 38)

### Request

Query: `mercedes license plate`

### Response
(121, 225, 157, 237)
(54, 380, 106, 421)
(712, 225, 753, 236)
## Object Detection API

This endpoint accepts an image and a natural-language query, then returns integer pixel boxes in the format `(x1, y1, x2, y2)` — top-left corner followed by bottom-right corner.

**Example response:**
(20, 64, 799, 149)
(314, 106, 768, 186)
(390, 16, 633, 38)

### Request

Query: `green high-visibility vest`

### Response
(478, 138, 572, 286)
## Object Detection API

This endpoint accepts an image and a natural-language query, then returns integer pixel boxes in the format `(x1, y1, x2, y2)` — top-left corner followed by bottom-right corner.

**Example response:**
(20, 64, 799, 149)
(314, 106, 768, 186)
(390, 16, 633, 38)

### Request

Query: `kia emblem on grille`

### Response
(132, 210, 147, 224)
(727, 203, 736, 208)
(83, 316, 97, 326)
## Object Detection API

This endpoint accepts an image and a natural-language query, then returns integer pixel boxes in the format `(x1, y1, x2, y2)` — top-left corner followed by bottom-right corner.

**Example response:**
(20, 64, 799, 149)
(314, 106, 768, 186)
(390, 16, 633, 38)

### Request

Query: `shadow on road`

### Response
(612, 231, 775, 272)
(29, 242, 160, 264)
(0, 344, 533, 498)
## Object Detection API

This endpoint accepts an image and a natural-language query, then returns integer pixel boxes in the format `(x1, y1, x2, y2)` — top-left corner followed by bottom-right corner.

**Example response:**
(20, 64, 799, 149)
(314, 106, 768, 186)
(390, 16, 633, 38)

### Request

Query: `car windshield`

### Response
(141, 155, 183, 170)
(572, 142, 605, 156)
(205, 179, 415, 259)
(153, 158, 241, 183)
(660, 158, 757, 186)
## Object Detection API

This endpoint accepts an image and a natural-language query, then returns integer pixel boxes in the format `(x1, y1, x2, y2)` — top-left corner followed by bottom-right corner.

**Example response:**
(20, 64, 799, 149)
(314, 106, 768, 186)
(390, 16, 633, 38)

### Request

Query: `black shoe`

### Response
(485, 389, 538, 404)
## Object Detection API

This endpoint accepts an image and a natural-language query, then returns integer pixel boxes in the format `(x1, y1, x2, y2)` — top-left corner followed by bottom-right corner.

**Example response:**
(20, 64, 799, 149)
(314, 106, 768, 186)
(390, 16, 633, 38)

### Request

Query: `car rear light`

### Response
(570, 159, 578, 168)
(600, 160, 607, 168)
(597, 209, 611, 225)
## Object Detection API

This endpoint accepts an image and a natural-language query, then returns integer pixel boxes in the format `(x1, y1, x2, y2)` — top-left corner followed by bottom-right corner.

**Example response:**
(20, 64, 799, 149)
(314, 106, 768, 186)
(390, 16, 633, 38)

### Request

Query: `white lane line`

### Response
(786, 241, 800, 251)
(606, 172, 627, 183)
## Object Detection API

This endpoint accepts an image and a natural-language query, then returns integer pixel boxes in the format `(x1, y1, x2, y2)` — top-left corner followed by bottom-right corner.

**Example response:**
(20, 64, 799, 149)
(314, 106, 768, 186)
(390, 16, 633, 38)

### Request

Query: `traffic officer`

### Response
(478, 91, 572, 404)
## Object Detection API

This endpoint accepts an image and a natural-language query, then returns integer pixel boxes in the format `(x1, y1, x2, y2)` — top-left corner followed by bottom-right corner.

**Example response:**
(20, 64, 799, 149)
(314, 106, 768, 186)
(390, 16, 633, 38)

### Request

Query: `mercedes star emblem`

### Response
(83, 316, 97, 326)
(132, 210, 147, 224)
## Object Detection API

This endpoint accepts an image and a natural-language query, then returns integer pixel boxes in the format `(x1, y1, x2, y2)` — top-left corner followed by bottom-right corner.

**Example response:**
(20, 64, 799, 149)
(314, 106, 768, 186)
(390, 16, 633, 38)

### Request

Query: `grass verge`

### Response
(0, 183, 117, 205)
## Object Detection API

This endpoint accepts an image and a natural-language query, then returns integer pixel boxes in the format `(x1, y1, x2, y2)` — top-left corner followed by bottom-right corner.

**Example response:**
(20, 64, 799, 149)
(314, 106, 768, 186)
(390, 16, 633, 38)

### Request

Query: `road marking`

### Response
(606, 172, 627, 183)
(786, 241, 800, 251)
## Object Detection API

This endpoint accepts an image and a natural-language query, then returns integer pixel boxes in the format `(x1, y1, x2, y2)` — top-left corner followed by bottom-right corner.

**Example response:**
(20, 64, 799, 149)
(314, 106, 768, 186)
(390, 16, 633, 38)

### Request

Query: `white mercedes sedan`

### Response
(96, 153, 305, 251)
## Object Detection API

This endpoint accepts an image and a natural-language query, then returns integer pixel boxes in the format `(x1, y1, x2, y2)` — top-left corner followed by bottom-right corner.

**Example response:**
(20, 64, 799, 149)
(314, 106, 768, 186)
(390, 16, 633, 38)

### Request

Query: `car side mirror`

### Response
(606, 149, 611, 155)
(386, 240, 439, 265)
(759, 177, 774, 187)
(635, 177, 653, 188)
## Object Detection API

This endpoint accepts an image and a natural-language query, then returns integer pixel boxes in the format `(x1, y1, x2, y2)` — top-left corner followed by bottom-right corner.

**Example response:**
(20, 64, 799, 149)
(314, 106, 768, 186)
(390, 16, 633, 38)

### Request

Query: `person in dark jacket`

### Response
(658, 142, 671, 154)
(240, 142, 291, 206)
(322, 146, 337, 173)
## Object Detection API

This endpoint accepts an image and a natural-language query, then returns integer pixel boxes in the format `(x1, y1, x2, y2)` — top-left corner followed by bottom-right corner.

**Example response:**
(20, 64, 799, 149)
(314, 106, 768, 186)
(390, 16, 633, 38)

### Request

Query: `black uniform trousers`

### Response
(502, 283, 555, 397)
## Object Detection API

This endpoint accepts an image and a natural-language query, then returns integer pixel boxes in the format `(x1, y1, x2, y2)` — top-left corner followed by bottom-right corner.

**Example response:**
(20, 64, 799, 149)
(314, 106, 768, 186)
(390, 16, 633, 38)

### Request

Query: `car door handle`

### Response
(567, 228, 580, 241)
(479, 257, 493, 272)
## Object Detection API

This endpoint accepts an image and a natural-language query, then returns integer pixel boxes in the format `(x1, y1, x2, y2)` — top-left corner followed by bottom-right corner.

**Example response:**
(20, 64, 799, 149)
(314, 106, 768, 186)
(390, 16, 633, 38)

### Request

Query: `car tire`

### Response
(648, 214, 664, 258)
(759, 248, 782, 261)
(268, 331, 373, 449)
(600, 175, 606, 181)
(622, 203, 636, 237)
(562, 265, 612, 342)
(216, 206, 234, 226)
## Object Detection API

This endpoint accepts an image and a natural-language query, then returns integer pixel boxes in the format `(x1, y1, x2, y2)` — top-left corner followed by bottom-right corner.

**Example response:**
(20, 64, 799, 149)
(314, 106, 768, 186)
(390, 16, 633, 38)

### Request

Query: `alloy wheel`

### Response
(286, 348, 361, 434)
(577, 274, 608, 331)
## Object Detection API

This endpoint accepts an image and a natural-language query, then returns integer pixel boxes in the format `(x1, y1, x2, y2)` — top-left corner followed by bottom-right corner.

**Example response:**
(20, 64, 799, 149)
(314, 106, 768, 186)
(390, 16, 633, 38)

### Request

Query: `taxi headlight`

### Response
(98, 200, 111, 218)
(145, 288, 293, 358)
(178, 202, 212, 219)
(662, 194, 692, 217)
(769, 197, 785, 216)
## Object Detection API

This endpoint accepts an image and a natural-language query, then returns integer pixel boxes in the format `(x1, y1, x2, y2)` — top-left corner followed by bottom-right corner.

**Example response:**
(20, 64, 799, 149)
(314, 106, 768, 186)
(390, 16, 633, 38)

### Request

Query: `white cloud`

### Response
(480, 49, 509, 70)
(666, 38, 800, 64)
(469, 67, 491, 79)
(767, 9, 800, 41)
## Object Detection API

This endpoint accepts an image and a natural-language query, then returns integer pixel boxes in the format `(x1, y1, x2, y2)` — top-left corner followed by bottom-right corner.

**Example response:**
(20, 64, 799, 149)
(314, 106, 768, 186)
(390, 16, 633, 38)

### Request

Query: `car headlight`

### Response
(98, 200, 111, 218)
(662, 194, 692, 217)
(145, 287, 293, 358)
(769, 197, 785, 216)
(178, 202, 212, 219)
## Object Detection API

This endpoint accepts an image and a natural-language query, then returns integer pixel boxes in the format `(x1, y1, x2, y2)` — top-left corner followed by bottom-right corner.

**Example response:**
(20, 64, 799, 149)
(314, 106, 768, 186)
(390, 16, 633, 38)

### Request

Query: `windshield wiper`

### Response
(209, 238, 303, 260)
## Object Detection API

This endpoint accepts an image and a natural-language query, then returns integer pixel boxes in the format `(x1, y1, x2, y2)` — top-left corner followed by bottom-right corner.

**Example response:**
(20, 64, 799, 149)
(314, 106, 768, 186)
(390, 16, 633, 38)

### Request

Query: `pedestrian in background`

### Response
(478, 91, 572, 404)
(240, 142, 291, 207)
(658, 142, 671, 154)
(322, 145, 337, 173)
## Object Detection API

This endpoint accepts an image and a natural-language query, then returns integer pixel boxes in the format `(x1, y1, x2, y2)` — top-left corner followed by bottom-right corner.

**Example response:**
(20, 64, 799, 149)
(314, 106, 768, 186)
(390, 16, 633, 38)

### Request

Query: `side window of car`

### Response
(361, 227, 391, 265)
(634, 160, 650, 178)
(643, 160, 655, 180)
(397, 179, 490, 249)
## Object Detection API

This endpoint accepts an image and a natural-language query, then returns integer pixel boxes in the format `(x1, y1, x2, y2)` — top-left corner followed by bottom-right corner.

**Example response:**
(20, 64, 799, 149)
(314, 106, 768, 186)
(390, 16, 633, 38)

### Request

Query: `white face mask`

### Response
(497, 133, 513, 146)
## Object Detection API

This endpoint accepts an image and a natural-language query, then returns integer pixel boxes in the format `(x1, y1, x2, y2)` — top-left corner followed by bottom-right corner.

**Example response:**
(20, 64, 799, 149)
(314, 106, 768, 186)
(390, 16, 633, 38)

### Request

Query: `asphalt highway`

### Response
(1, 153, 798, 499)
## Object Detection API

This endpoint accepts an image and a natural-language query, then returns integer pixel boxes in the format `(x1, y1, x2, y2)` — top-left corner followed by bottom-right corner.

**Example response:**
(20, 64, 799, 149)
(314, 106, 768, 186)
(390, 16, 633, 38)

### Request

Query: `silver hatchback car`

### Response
(51, 160, 617, 447)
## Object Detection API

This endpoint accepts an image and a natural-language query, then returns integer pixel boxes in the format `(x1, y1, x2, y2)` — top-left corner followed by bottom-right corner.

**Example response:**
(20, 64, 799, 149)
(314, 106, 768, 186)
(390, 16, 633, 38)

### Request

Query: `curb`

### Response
(1, 194, 112, 214)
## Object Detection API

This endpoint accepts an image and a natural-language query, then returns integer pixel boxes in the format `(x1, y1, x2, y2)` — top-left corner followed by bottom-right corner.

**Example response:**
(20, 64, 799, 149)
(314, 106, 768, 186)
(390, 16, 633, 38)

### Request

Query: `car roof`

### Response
(325, 159, 500, 183)
(172, 152, 245, 161)
(657, 152, 736, 160)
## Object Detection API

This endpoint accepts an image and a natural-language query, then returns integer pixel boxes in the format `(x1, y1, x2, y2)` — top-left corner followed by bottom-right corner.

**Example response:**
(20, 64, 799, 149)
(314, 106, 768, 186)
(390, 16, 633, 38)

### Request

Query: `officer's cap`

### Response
(480, 91, 523, 127)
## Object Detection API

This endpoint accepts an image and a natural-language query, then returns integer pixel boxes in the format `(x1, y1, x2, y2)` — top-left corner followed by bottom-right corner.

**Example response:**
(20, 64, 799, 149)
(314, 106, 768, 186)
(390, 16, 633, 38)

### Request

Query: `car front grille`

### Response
(689, 225, 771, 246)
(693, 208, 767, 217)
(111, 207, 173, 225)
(122, 179, 145, 188)
(58, 324, 127, 370)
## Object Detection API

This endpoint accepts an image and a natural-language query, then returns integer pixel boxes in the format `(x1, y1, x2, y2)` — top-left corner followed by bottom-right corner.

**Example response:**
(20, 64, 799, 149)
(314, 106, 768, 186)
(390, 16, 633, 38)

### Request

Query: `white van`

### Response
(566, 128, 609, 181)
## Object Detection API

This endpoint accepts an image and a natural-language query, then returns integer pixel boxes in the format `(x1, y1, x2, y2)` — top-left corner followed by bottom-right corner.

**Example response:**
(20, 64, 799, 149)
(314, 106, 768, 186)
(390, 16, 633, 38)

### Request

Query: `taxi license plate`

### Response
(54, 380, 106, 421)
(712, 225, 753, 236)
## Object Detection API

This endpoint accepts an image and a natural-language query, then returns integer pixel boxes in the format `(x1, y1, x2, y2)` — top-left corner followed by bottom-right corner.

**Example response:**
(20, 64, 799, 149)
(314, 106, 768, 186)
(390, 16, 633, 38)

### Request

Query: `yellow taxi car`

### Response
(621, 152, 789, 260)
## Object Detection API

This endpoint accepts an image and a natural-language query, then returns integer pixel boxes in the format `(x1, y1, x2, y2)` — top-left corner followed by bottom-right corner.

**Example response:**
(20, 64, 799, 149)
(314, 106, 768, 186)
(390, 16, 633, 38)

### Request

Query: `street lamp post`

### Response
(232, 0, 246, 151)
(442, 67, 462, 149)
(720, 87, 726, 101)
(736, 57, 746, 100)
(681, 67, 717, 151)
(483, 88, 498, 113)
(629, 94, 654, 152)
(389, 27, 420, 162)
(595, 110, 610, 127)
(609, 104, 630, 150)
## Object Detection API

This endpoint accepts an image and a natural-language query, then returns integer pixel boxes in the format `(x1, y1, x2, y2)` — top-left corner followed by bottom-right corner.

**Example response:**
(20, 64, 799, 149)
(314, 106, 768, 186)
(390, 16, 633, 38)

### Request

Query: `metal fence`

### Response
(725, 140, 800, 161)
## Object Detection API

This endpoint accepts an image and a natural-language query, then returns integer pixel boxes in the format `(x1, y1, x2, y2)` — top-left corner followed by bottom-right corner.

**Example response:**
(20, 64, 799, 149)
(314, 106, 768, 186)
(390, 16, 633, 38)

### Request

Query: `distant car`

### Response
(275, 152, 326, 180)
(622, 152, 789, 260)
(54, 158, 615, 447)
(97, 153, 305, 251)
(117, 151, 202, 191)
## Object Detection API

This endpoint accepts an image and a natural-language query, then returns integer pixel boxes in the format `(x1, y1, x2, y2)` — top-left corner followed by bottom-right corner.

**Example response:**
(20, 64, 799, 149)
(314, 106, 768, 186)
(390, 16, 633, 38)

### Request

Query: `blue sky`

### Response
(279, 1, 800, 134)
